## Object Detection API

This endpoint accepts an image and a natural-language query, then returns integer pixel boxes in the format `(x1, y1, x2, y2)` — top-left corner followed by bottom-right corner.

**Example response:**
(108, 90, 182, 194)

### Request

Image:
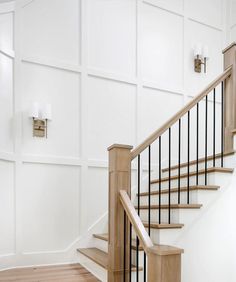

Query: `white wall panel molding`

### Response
(0, 160, 15, 257)
(0, 0, 229, 270)
(186, 0, 223, 31)
(0, 253, 15, 258)
(141, 1, 184, 91)
(21, 56, 189, 94)
(0, 154, 156, 170)
(143, 81, 184, 96)
(143, 0, 184, 17)
(0, 2, 14, 14)
(21, 0, 81, 65)
(87, 68, 138, 86)
(231, 23, 236, 29)
(21, 155, 84, 167)
(229, 0, 236, 27)
(0, 152, 15, 162)
(21, 0, 34, 9)
(187, 17, 224, 32)
(0, 46, 14, 58)
(87, 0, 136, 78)
(22, 56, 82, 74)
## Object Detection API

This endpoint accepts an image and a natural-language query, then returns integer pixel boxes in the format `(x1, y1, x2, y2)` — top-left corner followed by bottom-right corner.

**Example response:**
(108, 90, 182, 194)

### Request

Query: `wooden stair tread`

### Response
(77, 248, 142, 271)
(162, 151, 235, 173)
(231, 129, 236, 134)
(78, 248, 107, 269)
(94, 222, 184, 243)
(151, 167, 233, 184)
(93, 234, 143, 250)
(93, 233, 108, 241)
(136, 204, 202, 210)
(138, 185, 219, 197)
(143, 222, 184, 229)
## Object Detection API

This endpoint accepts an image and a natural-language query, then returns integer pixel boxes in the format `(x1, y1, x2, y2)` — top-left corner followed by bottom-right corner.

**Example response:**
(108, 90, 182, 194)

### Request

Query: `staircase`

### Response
(77, 43, 236, 282)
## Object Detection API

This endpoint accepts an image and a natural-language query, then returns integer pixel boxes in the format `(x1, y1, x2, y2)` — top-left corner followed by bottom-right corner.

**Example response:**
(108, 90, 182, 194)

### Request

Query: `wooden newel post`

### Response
(223, 42, 236, 152)
(147, 246, 183, 282)
(108, 144, 133, 282)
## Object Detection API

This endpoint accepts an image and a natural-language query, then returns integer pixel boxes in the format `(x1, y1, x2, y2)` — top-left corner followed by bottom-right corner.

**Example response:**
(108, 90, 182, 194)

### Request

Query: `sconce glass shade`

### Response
(29, 102, 39, 119)
(194, 44, 202, 57)
(203, 45, 209, 59)
(42, 103, 52, 120)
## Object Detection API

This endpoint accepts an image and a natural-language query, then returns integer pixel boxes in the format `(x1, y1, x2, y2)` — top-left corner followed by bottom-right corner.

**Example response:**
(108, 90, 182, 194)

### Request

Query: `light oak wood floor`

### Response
(0, 263, 100, 282)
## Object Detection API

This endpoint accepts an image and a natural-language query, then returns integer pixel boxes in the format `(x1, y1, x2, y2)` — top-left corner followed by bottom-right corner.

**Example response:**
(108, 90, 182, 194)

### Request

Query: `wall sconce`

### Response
(29, 102, 52, 138)
(194, 44, 209, 73)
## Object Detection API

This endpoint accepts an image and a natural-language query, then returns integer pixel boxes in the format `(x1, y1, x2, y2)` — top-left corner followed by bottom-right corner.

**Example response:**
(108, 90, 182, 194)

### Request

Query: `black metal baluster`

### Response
(148, 145, 151, 235)
(136, 236, 139, 281)
(178, 119, 181, 204)
(187, 111, 190, 204)
(205, 95, 208, 185)
(213, 89, 216, 167)
(145, 146, 151, 282)
(136, 155, 140, 281)
(159, 137, 161, 224)
(196, 103, 199, 185)
(129, 223, 132, 282)
(168, 128, 171, 224)
(143, 253, 146, 282)
(124, 213, 126, 282)
(221, 81, 224, 167)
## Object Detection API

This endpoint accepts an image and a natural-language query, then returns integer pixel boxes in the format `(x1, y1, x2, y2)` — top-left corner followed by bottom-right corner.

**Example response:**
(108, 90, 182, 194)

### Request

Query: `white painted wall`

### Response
(228, 0, 236, 41)
(0, 0, 231, 273)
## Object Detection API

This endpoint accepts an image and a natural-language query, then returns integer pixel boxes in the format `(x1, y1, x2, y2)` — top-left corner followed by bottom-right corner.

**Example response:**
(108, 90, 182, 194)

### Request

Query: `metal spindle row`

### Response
(124, 80, 225, 281)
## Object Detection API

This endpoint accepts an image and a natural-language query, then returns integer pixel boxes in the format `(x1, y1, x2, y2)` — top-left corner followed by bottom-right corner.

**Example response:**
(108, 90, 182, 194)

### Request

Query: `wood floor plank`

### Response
(0, 264, 100, 282)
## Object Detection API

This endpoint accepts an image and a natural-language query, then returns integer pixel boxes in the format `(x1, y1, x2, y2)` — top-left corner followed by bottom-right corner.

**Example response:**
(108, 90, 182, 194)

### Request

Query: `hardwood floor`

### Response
(0, 263, 100, 282)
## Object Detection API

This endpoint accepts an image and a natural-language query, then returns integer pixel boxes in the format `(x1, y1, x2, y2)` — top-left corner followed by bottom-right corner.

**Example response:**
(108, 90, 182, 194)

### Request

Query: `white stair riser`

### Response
(149, 227, 183, 245)
(139, 190, 198, 205)
(138, 170, 232, 194)
(150, 174, 212, 190)
(161, 154, 235, 178)
(93, 238, 108, 253)
(138, 208, 180, 223)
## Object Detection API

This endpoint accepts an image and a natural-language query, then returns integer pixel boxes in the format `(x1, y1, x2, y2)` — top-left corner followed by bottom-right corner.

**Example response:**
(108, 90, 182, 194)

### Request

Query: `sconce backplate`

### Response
(194, 58, 202, 73)
(33, 119, 46, 137)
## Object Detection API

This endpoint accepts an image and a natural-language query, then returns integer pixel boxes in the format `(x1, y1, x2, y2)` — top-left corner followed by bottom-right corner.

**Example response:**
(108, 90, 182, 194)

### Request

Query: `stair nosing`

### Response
(161, 151, 235, 173)
(136, 204, 202, 210)
(142, 222, 184, 229)
(151, 167, 233, 184)
(138, 185, 220, 197)
(77, 248, 107, 269)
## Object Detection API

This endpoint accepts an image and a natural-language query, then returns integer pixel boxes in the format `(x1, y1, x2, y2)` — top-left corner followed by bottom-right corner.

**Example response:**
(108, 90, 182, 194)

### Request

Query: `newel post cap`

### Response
(222, 42, 236, 54)
(108, 144, 133, 151)
(147, 245, 184, 256)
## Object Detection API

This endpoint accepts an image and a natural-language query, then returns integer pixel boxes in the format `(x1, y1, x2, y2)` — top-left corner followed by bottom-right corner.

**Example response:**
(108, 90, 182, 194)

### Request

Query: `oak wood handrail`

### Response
(119, 190, 153, 252)
(131, 66, 232, 160)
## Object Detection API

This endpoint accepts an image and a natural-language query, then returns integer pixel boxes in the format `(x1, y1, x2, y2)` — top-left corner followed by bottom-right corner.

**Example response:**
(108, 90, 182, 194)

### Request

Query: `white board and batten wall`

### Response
(229, 0, 236, 40)
(0, 0, 232, 271)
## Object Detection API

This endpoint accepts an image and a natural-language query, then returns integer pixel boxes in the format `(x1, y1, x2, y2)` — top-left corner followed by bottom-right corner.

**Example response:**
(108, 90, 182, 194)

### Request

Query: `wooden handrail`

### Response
(119, 190, 153, 251)
(131, 66, 232, 160)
